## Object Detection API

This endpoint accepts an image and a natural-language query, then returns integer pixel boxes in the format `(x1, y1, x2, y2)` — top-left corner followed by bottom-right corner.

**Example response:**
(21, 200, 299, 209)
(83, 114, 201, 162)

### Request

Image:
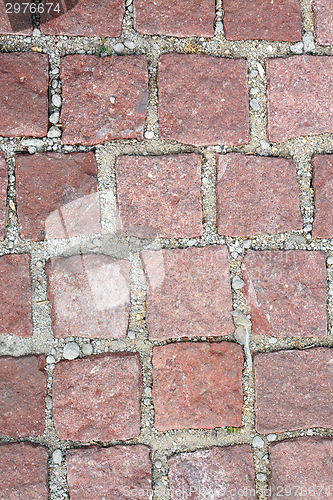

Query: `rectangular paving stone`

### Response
(0, 53, 48, 137)
(0, 1, 32, 34)
(133, 0, 215, 37)
(169, 445, 257, 500)
(46, 254, 131, 339)
(313, 0, 333, 46)
(158, 53, 250, 146)
(67, 445, 151, 500)
(0, 355, 46, 437)
(152, 342, 243, 431)
(141, 246, 234, 341)
(53, 353, 142, 441)
(16, 152, 100, 240)
(222, 0, 302, 41)
(242, 250, 327, 337)
(116, 154, 203, 239)
(0, 443, 48, 500)
(312, 154, 333, 238)
(254, 348, 333, 433)
(217, 153, 303, 237)
(0, 152, 7, 239)
(60, 55, 148, 145)
(266, 56, 333, 143)
(0, 254, 33, 337)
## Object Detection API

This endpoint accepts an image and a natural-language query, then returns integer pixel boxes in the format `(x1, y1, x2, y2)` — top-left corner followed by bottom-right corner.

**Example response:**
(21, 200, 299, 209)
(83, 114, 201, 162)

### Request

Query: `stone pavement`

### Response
(0, 0, 333, 499)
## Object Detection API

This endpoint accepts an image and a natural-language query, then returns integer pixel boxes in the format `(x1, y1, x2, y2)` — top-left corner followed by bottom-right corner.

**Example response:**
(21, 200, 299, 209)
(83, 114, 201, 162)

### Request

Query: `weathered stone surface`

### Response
(0, 443, 48, 499)
(40, 0, 125, 36)
(254, 348, 333, 433)
(312, 154, 333, 238)
(0, 355, 46, 437)
(222, 0, 302, 41)
(0, 1, 32, 34)
(242, 250, 327, 337)
(46, 254, 131, 338)
(158, 54, 250, 146)
(60, 55, 148, 145)
(152, 342, 243, 431)
(313, 0, 333, 46)
(67, 445, 152, 500)
(266, 56, 333, 142)
(0, 53, 48, 137)
(133, 0, 215, 37)
(169, 445, 257, 500)
(217, 153, 303, 237)
(53, 353, 142, 441)
(141, 246, 234, 340)
(0, 152, 8, 239)
(0, 254, 33, 337)
(116, 154, 203, 238)
(16, 152, 100, 241)
(269, 437, 333, 500)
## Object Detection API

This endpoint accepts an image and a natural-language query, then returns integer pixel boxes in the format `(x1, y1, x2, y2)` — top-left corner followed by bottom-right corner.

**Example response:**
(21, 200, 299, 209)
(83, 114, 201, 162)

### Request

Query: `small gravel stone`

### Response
(327, 257, 333, 265)
(257, 473, 267, 482)
(155, 460, 162, 469)
(250, 87, 259, 95)
(290, 41, 303, 54)
(145, 131, 154, 139)
(303, 31, 315, 52)
(113, 42, 125, 54)
(52, 94, 62, 107)
(22, 139, 44, 148)
(82, 344, 93, 356)
(307, 429, 314, 436)
(49, 112, 60, 124)
(232, 276, 245, 290)
(28, 147, 36, 154)
(46, 355, 55, 364)
(215, 21, 223, 33)
(47, 126, 62, 138)
(63, 342, 80, 360)
(52, 449, 62, 464)
(33, 28, 41, 37)
(250, 70, 258, 77)
(124, 40, 136, 49)
(267, 434, 277, 441)
(128, 331, 136, 339)
(252, 436, 265, 448)
(250, 98, 260, 111)
(268, 337, 278, 344)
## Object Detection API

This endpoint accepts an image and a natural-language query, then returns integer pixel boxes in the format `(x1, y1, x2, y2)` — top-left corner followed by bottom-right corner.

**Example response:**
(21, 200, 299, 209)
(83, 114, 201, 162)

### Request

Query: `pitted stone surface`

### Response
(67, 445, 152, 500)
(0, 443, 48, 500)
(60, 55, 148, 145)
(158, 53, 250, 146)
(242, 250, 327, 337)
(312, 154, 333, 238)
(133, 0, 215, 37)
(0, 355, 46, 437)
(0, 254, 33, 338)
(0, 152, 8, 239)
(266, 56, 333, 143)
(141, 246, 234, 340)
(254, 348, 333, 433)
(152, 342, 243, 431)
(53, 353, 142, 441)
(116, 154, 203, 238)
(313, 0, 333, 46)
(216, 153, 303, 237)
(16, 152, 100, 241)
(46, 254, 131, 338)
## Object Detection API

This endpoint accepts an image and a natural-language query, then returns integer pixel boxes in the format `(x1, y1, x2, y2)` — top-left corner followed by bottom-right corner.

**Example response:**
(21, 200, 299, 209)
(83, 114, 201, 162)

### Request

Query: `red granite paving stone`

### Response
(242, 250, 327, 338)
(313, 0, 333, 46)
(169, 445, 257, 500)
(0, 355, 46, 437)
(60, 55, 148, 145)
(152, 342, 243, 431)
(0, 53, 48, 137)
(40, 0, 125, 36)
(254, 348, 333, 433)
(16, 152, 100, 241)
(312, 154, 333, 238)
(141, 246, 234, 341)
(67, 445, 152, 500)
(0, 443, 48, 500)
(158, 53, 250, 147)
(46, 254, 131, 339)
(53, 353, 142, 441)
(266, 56, 333, 143)
(0, 152, 7, 239)
(222, 0, 302, 42)
(0, 254, 33, 338)
(133, 0, 215, 37)
(116, 154, 203, 239)
(269, 437, 333, 500)
(216, 153, 303, 237)
(0, 1, 32, 35)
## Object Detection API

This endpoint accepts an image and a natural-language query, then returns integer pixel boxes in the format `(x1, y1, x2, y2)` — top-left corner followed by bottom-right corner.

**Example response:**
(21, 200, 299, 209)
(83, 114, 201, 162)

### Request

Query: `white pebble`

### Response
(303, 31, 315, 53)
(109, 96, 116, 104)
(155, 460, 162, 469)
(52, 94, 62, 107)
(28, 146, 36, 154)
(52, 449, 62, 464)
(124, 40, 136, 50)
(307, 429, 314, 436)
(327, 257, 333, 265)
(268, 337, 278, 344)
(113, 43, 125, 55)
(290, 42, 303, 55)
(22, 138, 44, 148)
(47, 126, 61, 138)
(49, 112, 60, 124)
(145, 131, 154, 139)
(63, 342, 80, 360)
(267, 434, 276, 441)
(257, 63, 265, 79)
(250, 99, 260, 111)
(232, 276, 244, 290)
(257, 473, 267, 482)
(46, 355, 55, 364)
(82, 343, 93, 356)
(252, 436, 265, 448)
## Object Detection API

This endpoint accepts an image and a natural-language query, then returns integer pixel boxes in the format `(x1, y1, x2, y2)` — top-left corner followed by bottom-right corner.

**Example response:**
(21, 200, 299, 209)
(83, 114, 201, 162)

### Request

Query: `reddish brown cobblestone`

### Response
(0, 2, 32, 35)
(16, 152, 100, 241)
(0, 254, 33, 338)
(0, 355, 46, 437)
(0, 152, 7, 239)
(60, 55, 148, 145)
(53, 353, 142, 441)
(266, 56, 333, 143)
(313, 0, 333, 46)
(312, 154, 333, 238)
(169, 445, 257, 500)
(116, 154, 203, 238)
(0, 53, 48, 137)
(158, 54, 250, 146)
(141, 246, 234, 340)
(67, 445, 151, 500)
(216, 153, 303, 237)
(0, 443, 48, 500)
(46, 254, 131, 338)
(152, 342, 243, 431)
(254, 348, 333, 433)
(242, 250, 327, 337)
